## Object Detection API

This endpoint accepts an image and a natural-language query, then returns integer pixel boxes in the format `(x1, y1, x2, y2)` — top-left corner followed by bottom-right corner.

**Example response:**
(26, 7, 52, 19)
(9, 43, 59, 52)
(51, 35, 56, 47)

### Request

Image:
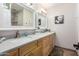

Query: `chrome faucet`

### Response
(16, 30, 20, 38)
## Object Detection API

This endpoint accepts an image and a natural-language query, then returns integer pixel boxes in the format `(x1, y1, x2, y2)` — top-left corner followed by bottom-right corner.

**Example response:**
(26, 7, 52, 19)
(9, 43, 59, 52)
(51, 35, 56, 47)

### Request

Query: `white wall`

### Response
(76, 4, 79, 55)
(47, 3, 77, 50)
(77, 4, 79, 42)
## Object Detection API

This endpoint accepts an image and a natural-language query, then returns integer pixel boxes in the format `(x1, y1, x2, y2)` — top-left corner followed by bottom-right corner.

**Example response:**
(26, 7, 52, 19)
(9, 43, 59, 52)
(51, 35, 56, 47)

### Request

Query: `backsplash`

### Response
(19, 30, 35, 36)
(0, 30, 17, 39)
(0, 29, 35, 39)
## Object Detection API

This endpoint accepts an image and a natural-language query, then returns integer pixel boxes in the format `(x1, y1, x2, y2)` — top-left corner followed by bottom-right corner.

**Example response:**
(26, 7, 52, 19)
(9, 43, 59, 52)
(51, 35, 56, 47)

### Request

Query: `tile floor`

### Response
(49, 46, 77, 56)
(63, 49, 77, 56)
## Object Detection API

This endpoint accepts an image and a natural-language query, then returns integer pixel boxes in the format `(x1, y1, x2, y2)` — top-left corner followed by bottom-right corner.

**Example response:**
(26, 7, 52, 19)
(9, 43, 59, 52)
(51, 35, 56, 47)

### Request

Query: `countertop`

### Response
(0, 32, 55, 53)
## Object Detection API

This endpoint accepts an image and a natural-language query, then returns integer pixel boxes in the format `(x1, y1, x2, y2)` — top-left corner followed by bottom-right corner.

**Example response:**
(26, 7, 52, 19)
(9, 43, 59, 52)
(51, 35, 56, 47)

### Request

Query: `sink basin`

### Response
(8, 37, 34, 47)
(9, 33, 41, 44)
(9, 37, 31, 43)
(27, 35, 36, 38)
(9, 39, 22, 44)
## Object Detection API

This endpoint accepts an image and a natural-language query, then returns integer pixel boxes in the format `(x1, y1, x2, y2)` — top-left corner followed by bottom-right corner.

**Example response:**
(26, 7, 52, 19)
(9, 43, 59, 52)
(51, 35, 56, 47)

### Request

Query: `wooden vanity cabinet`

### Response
(7, 33, 55, 56)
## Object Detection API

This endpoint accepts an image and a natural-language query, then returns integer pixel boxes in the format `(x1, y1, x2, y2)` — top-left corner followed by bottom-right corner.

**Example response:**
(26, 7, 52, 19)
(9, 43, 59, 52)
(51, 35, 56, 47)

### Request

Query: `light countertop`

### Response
(0, 32, 55, 53)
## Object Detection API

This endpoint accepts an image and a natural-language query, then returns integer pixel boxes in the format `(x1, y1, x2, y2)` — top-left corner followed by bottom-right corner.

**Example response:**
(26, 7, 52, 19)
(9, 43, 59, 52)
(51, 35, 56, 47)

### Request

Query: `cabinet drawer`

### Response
(19, 41, 38, 56)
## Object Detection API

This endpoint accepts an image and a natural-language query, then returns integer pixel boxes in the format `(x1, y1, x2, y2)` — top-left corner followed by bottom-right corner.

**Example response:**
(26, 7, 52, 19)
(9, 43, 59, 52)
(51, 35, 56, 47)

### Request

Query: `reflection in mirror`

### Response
(38, 18, 41, 26)
(3, 3, 10, 9)
(11, 3, 23, 26)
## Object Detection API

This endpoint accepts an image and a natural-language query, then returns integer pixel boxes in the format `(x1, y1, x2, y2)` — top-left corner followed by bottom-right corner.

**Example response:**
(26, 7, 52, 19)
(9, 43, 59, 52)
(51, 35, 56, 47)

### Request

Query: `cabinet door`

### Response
(42, 36, 50, 56)
(50, 34, 55, 49)
(8, 49, 18, 56)
(42, 36, 50, 48)
(19, 41, 38, 56)
(49, 35, 53, 49)
(43, 46, 50, 56)
(37, 39, 43, 47)
(48, 34, 56, 54)
(31, 47, 42, 56)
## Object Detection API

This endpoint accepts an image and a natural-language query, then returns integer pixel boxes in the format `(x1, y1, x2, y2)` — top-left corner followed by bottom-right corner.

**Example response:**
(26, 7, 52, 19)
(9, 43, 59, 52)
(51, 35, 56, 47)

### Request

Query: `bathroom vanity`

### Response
(0, 32, 55, 56)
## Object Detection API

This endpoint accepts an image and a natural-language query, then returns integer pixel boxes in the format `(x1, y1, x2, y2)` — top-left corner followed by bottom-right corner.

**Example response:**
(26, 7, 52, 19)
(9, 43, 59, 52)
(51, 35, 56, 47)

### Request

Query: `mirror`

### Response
(0, 3, 48, 30)
(11, 3, 35, 27)
(11, 4, 23, 26)
(36, 13, 47, 29)
(38, 18, 41, 26)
